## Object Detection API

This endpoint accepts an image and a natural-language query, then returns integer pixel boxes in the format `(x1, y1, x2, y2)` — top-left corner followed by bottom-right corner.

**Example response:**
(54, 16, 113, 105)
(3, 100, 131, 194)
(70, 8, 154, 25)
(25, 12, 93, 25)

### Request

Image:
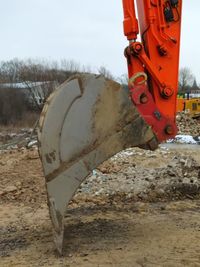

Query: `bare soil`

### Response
(1, 146, 200, 267)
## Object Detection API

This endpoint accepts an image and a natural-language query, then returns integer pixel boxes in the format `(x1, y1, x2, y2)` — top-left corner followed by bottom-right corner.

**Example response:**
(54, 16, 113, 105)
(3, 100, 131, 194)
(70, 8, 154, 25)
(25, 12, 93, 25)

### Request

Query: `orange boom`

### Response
(123, 0, 182, 146)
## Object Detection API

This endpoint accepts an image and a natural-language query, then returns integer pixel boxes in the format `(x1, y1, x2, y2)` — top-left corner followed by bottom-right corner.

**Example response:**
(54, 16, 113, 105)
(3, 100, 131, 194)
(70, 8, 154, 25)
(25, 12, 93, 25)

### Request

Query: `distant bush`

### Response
(0, 88, 28, 125)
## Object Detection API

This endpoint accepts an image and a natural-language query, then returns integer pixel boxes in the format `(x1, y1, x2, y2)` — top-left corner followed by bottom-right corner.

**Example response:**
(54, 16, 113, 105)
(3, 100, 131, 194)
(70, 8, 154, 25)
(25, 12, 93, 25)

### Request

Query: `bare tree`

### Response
(98, 66, 114, 80)
(0, 58, 91, 125)
(117, 73, 129, 85)
(179, 67, 194, 93)
(60, 59, 80, 73)
(19, 61, 57, 111)
(0, 58, 23, 83)
(0, 58, 81, 111)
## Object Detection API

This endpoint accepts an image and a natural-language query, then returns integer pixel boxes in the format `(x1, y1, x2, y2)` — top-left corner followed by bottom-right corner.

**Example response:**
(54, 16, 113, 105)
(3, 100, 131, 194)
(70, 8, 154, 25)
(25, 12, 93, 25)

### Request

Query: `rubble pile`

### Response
(0, 145, 200, 206)
(176, 112, 200, 136)
(0, 128, 37, 150)
(74, 148, 200, 202)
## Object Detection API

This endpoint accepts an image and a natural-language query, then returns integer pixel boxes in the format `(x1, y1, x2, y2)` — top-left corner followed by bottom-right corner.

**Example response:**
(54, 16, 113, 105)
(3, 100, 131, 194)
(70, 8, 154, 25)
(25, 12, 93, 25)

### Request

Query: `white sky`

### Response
(1, 1, 199, 82)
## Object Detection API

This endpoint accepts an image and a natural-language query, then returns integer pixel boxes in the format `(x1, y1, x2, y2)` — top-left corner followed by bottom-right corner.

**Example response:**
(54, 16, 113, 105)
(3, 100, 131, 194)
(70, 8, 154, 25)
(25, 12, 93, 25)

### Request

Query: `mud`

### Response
(1, 145, 200, 266)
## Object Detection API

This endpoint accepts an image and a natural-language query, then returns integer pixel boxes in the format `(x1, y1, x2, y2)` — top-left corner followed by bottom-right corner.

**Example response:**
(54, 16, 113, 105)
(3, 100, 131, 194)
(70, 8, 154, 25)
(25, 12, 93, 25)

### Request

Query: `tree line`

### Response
(0, 59, 81, 125)
(0, 58, 198, 126)
(178, 67, 199, 94)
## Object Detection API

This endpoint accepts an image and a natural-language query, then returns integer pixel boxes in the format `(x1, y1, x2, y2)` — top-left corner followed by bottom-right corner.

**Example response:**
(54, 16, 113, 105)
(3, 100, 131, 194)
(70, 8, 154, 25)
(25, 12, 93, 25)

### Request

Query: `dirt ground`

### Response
(1, 145, 200, 267)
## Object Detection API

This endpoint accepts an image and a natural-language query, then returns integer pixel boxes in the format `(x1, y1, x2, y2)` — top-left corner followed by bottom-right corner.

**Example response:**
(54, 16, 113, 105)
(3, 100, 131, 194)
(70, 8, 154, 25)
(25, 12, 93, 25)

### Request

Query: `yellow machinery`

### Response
(177, 98, 200, 118)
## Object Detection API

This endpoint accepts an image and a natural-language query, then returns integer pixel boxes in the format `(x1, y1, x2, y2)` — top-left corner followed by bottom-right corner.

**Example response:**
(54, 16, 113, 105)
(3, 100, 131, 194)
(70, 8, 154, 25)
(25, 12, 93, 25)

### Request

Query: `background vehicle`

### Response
(177, 97, 200, 118)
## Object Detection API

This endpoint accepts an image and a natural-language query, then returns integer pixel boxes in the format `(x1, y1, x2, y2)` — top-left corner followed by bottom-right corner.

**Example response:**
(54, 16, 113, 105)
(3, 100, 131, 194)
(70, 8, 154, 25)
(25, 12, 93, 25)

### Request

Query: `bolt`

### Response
(135, 43, 142, 52)
(140, 93, 148, 104)
(162, 87, 174, 98)
(165, 125, 174, 135)
(132, 43, 143, 55)
(158, 45, 168, 56)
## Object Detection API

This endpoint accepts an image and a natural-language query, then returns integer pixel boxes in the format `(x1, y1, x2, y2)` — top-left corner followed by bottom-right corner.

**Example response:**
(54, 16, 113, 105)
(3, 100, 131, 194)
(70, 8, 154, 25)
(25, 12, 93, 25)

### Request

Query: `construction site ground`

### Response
(1, 140, 200, 266)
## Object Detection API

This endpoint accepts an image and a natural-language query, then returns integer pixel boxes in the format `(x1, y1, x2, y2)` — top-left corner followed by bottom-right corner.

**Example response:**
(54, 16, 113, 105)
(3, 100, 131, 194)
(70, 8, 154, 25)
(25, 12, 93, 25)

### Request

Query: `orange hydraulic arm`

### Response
(122, 0, 182, 148)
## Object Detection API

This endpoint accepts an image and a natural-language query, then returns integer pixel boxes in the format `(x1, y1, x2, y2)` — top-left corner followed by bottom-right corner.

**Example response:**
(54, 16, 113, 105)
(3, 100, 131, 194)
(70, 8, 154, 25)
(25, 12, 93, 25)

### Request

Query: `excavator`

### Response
(38, 0, 182, 254)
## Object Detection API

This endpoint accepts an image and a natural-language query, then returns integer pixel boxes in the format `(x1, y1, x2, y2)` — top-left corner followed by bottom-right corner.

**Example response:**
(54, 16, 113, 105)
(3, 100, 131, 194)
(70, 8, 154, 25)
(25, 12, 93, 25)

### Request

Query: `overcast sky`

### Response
(1, 1, 199, 82)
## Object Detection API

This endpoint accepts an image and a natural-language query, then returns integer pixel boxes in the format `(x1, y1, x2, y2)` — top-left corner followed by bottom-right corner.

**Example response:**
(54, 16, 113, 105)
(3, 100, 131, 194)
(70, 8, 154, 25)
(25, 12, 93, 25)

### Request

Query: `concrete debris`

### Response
(168, 135, 199, 144)
(73, 147, 200, 202)
(0, 128, 38, 150)
(177, 112, 200, 136)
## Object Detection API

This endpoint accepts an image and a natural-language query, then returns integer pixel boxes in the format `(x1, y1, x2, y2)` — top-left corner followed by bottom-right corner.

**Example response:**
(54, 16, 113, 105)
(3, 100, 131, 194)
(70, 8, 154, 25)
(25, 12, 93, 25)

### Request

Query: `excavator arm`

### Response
(123, 0, 182, 147)
(38, 0, 182, 254)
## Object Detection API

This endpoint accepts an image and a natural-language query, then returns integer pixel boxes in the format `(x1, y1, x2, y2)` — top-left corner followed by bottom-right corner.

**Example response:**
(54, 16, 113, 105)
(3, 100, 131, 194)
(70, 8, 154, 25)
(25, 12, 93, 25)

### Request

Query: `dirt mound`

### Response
(0, 148, 46, 207)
